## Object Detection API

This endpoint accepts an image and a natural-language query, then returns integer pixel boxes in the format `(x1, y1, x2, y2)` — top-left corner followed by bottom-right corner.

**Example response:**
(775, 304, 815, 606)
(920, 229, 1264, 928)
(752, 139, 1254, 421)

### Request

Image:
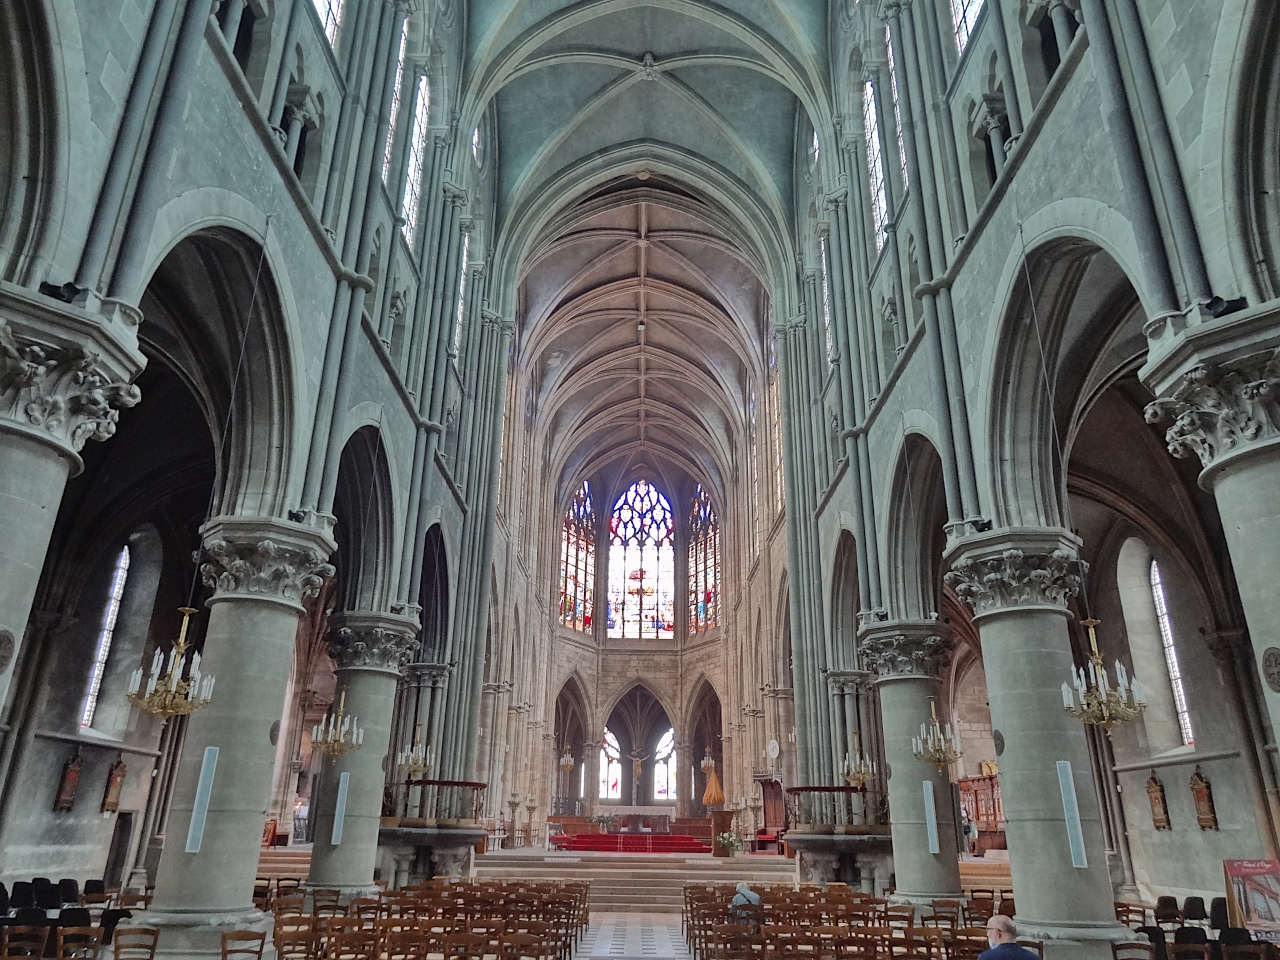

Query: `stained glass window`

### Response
(400, 74, 430, 243)
(885, 26, 909, 189)
(688, 483, 719, 630)
(559, 480, 595, 632)
(453, 232, 470, 352)
(769, 368, 784, 511)
(819, 235, 835, 361)
(311, 0, 343, 45)
(951, 0, 986, 53)
(382, 23, 408, 183)
(81, 546, 130, 728)
(652, 727, 678, 801)
(749, 393, 760, 548)
(1149, 560, 1194, 746)
(606, 480, 675, 639)
(863, 79, 888, 250)
(600, 728, 622, 799)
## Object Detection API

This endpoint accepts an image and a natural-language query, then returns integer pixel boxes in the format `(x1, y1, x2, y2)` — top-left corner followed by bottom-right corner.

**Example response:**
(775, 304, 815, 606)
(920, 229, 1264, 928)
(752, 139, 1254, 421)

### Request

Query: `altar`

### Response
(602, 805, 676, 832)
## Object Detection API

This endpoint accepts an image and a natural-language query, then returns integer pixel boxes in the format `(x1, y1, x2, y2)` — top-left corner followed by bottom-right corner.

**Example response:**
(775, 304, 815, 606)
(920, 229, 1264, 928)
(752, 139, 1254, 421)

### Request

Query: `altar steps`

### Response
(474, 851, 795, 913)
(551, 833, 711, 854)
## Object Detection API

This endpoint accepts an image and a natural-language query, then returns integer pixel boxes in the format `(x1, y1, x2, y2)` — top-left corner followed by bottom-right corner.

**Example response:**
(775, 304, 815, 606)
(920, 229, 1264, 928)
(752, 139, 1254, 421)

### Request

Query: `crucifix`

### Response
(628, 748, 650, 806)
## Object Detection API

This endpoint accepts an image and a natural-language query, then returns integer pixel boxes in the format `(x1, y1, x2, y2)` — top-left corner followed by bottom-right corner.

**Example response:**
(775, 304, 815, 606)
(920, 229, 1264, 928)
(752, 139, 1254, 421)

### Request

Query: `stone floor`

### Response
(576, 913, 692, 958)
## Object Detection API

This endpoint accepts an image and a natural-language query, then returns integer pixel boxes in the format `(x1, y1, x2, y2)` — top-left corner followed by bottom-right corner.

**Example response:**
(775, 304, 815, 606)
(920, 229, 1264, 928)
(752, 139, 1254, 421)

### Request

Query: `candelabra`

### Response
(841, 733, 877, 790)
(912, 697, 962, 770)
(127, 607, 215, 718)
(313, 689, 364, 761)
(398, 724, 430, 778)
(559, 749, 574, 773)
(700, 751, 716, 774)
(1062, 619, 1147, 731)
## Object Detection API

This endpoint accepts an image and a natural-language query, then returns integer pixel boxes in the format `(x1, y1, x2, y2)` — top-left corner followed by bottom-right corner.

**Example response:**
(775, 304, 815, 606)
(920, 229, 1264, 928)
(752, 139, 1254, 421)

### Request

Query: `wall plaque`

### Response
(1190, 766, 1218, 830)
(993, 730, 1005, 756)
(1146, 771, 1170, 830)
(1264, 648, 1280, 693)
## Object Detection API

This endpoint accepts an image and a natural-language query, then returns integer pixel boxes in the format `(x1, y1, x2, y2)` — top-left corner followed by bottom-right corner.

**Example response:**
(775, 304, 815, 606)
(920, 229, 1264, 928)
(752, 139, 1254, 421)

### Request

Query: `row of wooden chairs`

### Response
(1112, 944, 1267, 960)
(696, 920, 1038, 960)
(0, 925, 158, 960)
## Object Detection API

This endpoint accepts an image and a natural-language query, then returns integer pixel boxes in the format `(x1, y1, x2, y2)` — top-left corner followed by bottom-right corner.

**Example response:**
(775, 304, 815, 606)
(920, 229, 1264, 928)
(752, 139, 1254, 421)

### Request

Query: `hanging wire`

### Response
(1014, 218, 1094, 620)
(184, 217, 274, 611)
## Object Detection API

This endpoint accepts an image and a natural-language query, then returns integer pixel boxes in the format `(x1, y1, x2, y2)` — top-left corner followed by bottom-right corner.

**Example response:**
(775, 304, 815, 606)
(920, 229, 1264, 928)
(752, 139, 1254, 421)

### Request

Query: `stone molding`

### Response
(199, 516, 336, 608)
(0, 287, 145, 464)
(944, 528, 1084, 618)
(1144, 350, 1280, 478)
(328, 611, 419, 673)
(859, 623, 950, 680)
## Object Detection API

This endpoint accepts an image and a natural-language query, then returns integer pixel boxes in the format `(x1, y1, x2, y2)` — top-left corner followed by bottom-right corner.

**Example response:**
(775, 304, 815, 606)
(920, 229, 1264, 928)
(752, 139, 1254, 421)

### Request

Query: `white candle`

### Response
(1061, 682, 1073, 709)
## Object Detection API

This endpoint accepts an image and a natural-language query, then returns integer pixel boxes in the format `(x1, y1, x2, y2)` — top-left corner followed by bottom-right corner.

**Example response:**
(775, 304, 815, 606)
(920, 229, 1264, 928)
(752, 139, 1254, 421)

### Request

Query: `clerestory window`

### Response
(80, 546, 130, 729)
(400, 74, 430, 243)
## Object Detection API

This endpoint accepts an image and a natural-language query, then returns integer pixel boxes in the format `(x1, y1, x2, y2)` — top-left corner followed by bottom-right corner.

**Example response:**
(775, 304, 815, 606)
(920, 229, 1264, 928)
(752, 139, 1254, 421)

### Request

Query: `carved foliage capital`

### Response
(0, 319, 141, 452)
(1144, 351, 1280, 473)
(329, 622, 416, 672)
(200, 524, 335, 605)
(861, 631, 950, 679)
(945, 547, 1083, 616)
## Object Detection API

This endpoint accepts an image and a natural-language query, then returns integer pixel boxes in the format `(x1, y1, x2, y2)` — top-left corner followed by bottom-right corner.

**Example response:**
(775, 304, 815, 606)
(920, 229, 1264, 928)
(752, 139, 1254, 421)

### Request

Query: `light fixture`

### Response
(127, 607, 215, 718)
(1062, 618, 1147, 731)
(700, 751, 716, 774)
(842, 732, 877, 790)
(398, 724, 430, 778)
(313, 689, 363, 760)
(912, 697, 962, 770)
(558, 749, 574, 773)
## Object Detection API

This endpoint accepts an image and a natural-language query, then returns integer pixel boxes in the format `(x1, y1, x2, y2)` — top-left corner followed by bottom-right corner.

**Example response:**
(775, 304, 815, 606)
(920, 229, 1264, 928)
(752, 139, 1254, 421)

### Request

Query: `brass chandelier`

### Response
(126, 607, 215, 718)
(1061, 619, 1147, 731)
(313, 689, 364, 760)
(912, 697, 962, 770)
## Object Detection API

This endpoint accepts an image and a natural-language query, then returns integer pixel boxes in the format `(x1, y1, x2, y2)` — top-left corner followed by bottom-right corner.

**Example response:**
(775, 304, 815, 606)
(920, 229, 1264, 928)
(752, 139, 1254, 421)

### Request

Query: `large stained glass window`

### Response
(600, 728, 622, 799)
(652, 727, 678, 801)
(951, 0, 986, 53)
(688, 483, 719, 630)
(606, 480, 675, 639)
(559, 480, 594, 631)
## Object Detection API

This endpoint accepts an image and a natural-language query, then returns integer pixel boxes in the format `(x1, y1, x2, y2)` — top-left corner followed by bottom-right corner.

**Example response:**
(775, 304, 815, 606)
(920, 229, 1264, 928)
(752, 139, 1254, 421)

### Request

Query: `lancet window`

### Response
(951, 0, 986, 53)
(688, 484, 719, 630)
(80, 546, 130, 728)
(1149, 560, 1194, 746)
(607, 480, 675, 639)
(453, 232, 470, 351)
(652, 727, 677, 801)
(769, 368, 784, 511)
(863, 79, 889, 249)
(600, 728, 622, 799)
(382, 24, 408, 182)
(311, 0, 344, 45)
(558, 481, 595, 631)
(885, 26, 909, 188)
(400, 74, 430, 242)
(819, 235, 835, 360)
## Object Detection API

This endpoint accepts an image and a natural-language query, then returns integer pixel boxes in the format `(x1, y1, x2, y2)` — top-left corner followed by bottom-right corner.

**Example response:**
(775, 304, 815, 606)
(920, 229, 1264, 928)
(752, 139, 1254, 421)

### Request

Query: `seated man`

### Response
(729, 881, 762, 930)
(980, 915, 1041, 960)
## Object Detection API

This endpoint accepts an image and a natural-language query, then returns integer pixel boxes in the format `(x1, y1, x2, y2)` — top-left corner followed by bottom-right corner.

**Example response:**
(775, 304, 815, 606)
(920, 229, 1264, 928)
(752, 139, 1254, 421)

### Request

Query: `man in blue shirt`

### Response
(979, 915, 1041, 960)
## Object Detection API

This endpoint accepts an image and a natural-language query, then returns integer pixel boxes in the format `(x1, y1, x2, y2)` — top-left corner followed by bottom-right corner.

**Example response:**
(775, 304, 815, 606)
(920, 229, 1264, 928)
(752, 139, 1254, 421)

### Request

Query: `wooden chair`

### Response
(1222, 946, 1268, 960)
(272, 930, 314, 960)
(1116, 904, 1148, 927)
(275, 879, 302, 900)
(1168, 946, 1211, 960)
(499, 933, 549, 959)
(329, 931, 379, 960)
(220, 931, 265, 960)
(883, 905, 916, 930)
(926, 901, 963, 931)
(273, 895, 306, 918)
(443, 932, 488, 959)
(1017, 939, 1044, 958)
(965, 898, 995, 926)
(312, 888, 344, 919)
(55, 927, 101, 960)
(252, 880, 272, 911)
(1, 927, 50, 960)
(118, 892, 150, 911)
(997, 899, 1016, 918)
(113, 928, 159, 960)
(1112, 944, 1157, 960)
(381, 931, 427, 960)
(951, 928, 990, 960)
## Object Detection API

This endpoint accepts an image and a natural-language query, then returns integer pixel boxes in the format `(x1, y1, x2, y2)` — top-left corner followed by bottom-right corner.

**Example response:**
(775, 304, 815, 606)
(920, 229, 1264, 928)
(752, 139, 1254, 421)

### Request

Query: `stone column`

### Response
(0, 294, 143, 716)
(147, 517, 334, 951)
(945, 529, 1128, 948)
(308, 611, 416, 893)
(583, 739, 599, 817)
(978, 95, 1009, 178)
(860, 623, 962, 903)
(1144, 332, 1280, 753)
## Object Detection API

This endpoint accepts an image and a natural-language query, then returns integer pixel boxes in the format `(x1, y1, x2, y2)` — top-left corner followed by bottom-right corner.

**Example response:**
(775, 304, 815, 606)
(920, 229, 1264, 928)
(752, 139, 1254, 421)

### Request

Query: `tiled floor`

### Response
(576, 913, 692, 958)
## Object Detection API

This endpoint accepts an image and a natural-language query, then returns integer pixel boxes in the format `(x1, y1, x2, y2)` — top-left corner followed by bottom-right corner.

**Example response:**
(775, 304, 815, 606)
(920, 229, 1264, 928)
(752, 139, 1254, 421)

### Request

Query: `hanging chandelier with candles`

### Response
(398, 725, 430, 777)
(313, 689, 363, 760)
(842, 732, 877, 789)
(558, 749, 574, 773)
(912, 697, 962, 770)
(1061, 618, 1147, 731)
(127, 607, 215, 718)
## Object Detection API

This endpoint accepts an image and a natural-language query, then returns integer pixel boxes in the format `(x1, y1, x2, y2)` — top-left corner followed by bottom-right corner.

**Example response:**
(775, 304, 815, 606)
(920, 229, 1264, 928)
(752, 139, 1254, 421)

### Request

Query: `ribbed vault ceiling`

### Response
(466, 1, 824, 504)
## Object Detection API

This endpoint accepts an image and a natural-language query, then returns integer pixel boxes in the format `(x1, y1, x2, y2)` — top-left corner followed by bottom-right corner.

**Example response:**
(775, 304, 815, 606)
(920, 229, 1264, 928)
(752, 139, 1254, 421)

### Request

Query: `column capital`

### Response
(1144, 346, 1280, 483)
(0, 285, 145, 468)
(859, 621, 951, 680)
(877, 0, 911, 24)
(327, 610, 418, 673)
(944, 528, 1084, 619)
(199, 515, 336, 610)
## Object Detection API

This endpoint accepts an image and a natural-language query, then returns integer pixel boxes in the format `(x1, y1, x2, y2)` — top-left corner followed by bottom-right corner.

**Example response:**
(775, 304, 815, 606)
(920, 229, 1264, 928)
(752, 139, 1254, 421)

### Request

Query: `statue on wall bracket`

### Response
(1145, 771, 1171, 830)
(1190, 766, 1218, 831)
(54, 749, 82, 813)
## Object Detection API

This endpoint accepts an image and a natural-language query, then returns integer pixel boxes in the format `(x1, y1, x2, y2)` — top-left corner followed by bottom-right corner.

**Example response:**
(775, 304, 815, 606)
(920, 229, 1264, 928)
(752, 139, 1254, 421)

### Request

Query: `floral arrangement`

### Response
(716, 831, 744, 854)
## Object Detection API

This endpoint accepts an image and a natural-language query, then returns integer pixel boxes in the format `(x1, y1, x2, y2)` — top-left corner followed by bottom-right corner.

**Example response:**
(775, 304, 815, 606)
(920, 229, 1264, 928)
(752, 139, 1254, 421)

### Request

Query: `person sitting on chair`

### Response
(729, 881, 762, 929)
(981, 915, 1039, 960)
